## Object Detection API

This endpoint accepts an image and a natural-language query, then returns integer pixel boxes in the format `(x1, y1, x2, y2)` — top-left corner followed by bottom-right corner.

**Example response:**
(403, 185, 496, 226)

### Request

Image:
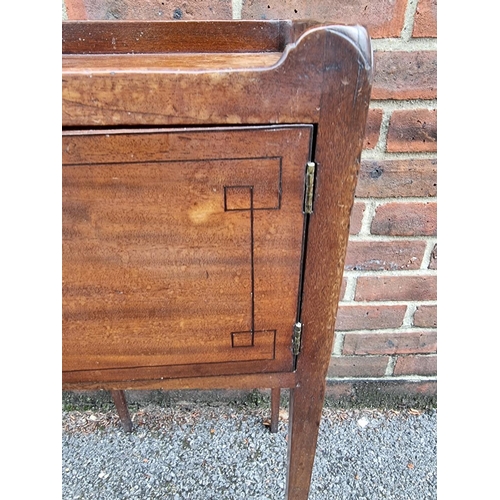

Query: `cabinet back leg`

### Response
(270, 387, 280, 433)
(110, 390, 133, 433)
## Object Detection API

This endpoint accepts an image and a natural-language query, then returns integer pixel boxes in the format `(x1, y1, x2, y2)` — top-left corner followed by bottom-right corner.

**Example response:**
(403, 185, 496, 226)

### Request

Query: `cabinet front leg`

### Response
(285, 381, 326, 500)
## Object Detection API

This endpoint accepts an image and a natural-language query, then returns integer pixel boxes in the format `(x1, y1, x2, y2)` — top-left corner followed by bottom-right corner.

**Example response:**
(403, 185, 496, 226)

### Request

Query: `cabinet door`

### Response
(63, 126, 312, 383)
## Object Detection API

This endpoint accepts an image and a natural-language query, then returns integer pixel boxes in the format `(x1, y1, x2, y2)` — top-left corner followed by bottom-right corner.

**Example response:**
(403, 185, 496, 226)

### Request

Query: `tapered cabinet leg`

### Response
(110, 390, 133, 433)
(285, 382, 326, 500)
(270, 387, 280, 433)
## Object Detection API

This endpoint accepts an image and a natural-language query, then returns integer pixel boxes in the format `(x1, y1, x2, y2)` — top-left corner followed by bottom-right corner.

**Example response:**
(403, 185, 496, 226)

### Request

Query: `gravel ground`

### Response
(62, 403, 436, 499)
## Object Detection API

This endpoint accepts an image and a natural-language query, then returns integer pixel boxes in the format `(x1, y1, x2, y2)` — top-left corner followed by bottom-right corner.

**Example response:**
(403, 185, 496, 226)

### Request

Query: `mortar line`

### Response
(326, 375, 437, 382)
(354, 196, 437, 203)
(375, 109, 391, 153)
(385, 356, 397, 376)
(342, 275, 358, 302)
(421, 239, 437, 270)
(232, 0, 242, 19)
(370, 99, 437, 111)
(358, 200, 377, 236)
(336, 327, 436, 334)
(343, 268, 437, 277)
(401, 0, 419, 41)
(347, 233, 437, 242)
(372, 38, 437, 51)
(330, 353, 426, 359)
(361, 150, 437, 161)
(332, 332, 345, 356)
(338, 300, 437, 306)
(403, 303, 418, 327)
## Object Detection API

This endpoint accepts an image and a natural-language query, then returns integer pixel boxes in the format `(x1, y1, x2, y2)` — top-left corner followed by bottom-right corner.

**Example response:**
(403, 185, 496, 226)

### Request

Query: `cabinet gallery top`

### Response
(62, 20, 372, 127)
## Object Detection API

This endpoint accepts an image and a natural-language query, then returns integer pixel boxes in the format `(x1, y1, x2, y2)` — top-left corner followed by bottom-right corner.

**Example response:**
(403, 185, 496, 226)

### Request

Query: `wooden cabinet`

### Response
(62, 20, 372, 499)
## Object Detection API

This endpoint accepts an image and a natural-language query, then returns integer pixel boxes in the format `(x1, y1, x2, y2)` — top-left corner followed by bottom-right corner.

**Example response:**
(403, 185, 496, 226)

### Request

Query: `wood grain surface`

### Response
(63, 126, 312, 382)
(62, 19, 324, 54)
(62, 23, 331, 127)
(62, 20, 287, 54)
(62, 52, 283, 72)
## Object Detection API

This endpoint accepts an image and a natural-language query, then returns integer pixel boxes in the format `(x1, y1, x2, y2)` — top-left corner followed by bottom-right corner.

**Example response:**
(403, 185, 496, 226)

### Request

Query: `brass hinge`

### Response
(304, 162, 316, 214)
(292, 322, 303, 356)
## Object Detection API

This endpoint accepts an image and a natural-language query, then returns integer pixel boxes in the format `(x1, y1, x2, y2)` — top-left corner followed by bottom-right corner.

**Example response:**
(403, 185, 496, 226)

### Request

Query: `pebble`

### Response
(62, 405, 436, 499)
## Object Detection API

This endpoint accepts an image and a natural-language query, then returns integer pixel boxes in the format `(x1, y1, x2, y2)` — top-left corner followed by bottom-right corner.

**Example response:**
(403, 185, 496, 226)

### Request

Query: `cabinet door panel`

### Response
(62, 126, 312, 382)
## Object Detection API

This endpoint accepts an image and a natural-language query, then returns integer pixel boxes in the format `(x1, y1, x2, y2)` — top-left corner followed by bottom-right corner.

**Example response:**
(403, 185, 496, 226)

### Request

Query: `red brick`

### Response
(343, 331, 437, 355)
(241, 0, 408, 38)
(356, 159, 437, 198)
(363, 109, 383, 150)
(66, 0, 233, 20)
(340, 277, 347, 300)
(413, 0, 437, 38)
(393, 355, 437, 376)
(371, 202, 437, 236)
(65, 0, 86, 18)
(328, 355, 389, 378)
(413, 305, 437, 328)
(372, 51, 437, 100)
(356, 275, 437, 301)
(345, 240, 426, 271)
(335, 304, 407, 331)
(387, 109, 437, 153)
(428, 244, 437, 269)
(349, 202, 365, 235)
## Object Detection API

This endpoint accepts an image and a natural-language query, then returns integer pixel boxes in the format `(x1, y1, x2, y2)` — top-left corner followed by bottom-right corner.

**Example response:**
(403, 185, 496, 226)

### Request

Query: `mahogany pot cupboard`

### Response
(62, 20, 372, 499)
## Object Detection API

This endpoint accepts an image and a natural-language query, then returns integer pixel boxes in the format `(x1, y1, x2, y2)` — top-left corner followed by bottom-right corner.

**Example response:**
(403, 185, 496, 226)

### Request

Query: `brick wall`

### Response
(63, 0, 438, 397)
